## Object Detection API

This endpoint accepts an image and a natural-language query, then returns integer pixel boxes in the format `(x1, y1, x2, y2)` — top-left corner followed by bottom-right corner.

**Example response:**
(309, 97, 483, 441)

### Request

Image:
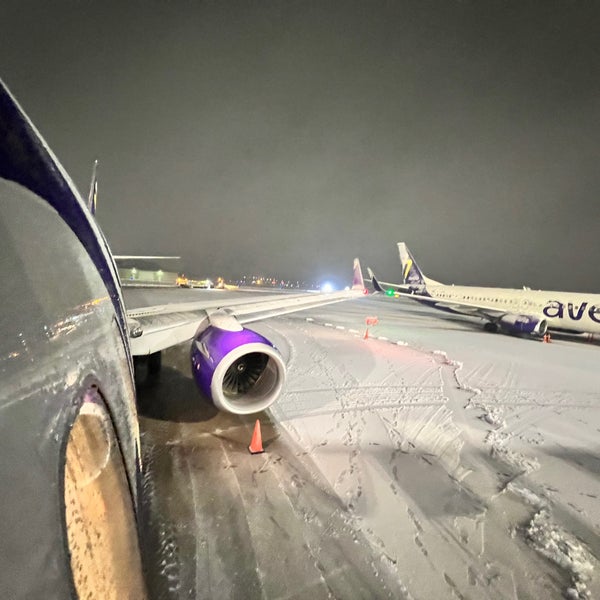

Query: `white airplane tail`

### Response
(397, 242, 442, 291)
(352, 258, 366, 291)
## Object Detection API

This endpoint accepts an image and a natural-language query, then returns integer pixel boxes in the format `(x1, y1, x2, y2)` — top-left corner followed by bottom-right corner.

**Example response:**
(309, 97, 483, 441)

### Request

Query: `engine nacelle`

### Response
(498, 314, 548, 337)
(190, 317, 286, 414)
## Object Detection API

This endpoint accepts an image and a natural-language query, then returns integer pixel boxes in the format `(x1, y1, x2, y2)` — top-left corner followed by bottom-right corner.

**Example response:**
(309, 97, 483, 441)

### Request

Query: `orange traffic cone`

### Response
(543, 333, 551, 343)
(364, 328, 369, 339)
(248, 419, 264, 454)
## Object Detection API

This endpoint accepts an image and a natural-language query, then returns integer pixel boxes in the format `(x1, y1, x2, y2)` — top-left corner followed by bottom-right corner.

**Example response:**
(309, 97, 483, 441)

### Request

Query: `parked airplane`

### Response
(0, 78, 364, 598)
(369, 242, 600, 339)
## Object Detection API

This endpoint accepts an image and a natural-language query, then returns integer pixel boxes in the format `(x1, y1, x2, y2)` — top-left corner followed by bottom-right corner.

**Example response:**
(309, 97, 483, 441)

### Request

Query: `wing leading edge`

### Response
(128, 260, 366, 356)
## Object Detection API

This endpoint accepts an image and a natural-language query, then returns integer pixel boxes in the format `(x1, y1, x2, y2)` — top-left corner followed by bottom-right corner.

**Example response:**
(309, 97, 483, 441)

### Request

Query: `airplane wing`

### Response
(81, 156, 368, 415)
(128, 260, 366, 414)
(128, 276, 365, 356)
(375, 280, 409, 291)
(366, 263, 511, 321)
(366, 267, 411, 294)
(395, 290, 549, 337)
(114, 255, 182, 260)
(394, 290, 516, 320)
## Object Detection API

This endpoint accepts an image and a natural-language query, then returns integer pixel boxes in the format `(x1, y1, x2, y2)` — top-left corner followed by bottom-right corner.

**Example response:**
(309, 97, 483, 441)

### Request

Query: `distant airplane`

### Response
(369, 242, 600, 339)
(0, 78, 364, 597)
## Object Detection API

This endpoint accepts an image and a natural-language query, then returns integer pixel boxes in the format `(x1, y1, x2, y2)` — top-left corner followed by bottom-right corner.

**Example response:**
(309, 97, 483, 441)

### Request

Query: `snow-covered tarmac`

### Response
(131, 289, 599, 599)
(270, 296, 600, 599)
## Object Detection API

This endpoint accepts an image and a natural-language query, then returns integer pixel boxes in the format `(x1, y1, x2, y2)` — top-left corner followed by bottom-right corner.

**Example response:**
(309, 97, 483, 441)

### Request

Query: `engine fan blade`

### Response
(222, 352, 269, 396)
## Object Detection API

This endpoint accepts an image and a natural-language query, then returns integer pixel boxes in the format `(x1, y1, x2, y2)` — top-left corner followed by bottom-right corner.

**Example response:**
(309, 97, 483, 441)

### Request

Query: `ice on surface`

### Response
(275, 298, 600, 599)
(526, 509, 595, 599)
(481, 406, 506, 428)
(136, 292, 600, 599)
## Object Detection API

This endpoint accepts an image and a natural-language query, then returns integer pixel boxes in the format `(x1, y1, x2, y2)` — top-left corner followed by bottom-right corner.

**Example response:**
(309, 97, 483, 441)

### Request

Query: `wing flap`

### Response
(128, 288, 364, 355)
(127, 292, 317, 320)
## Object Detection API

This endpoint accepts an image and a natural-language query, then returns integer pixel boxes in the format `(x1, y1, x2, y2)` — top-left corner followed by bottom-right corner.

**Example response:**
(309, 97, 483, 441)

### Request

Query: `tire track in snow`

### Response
(294, 319, 487, 597)
(430, 341, 600, 600)
(270, 315, 580, 599)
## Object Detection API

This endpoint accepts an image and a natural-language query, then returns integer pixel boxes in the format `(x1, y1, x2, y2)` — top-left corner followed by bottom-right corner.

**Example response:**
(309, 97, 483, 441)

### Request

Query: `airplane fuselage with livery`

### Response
(370, 242, 600, 339)
(416, 283, 600, 335)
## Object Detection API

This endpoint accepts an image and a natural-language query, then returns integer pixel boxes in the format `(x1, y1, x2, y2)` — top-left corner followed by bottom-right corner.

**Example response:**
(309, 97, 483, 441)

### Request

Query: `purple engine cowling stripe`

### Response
(191, 326, 273, 398)
(0, 80, 127, 337)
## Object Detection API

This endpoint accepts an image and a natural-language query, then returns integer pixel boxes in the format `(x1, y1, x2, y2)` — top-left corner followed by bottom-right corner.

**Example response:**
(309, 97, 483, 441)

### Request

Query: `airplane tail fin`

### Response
(87, 159, 98, 216)
(397, 242, 438, 291)
(352, 258, 365, 291)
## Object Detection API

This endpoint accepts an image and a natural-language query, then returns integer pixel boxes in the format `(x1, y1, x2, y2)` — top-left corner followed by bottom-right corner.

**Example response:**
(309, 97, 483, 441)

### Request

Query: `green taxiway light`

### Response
(386, 289, 395, 297)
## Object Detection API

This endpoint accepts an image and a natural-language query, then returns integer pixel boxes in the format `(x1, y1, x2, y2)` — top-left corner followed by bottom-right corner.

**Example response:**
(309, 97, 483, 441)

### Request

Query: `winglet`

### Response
(87, 159, 98, 216)
(352, 258, 365, 291)
(367, 267, 385, 293)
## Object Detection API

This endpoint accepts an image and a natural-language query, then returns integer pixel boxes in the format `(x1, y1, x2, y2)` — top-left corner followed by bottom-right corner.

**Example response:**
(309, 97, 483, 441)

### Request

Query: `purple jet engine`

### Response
(190, 311, 286, 414)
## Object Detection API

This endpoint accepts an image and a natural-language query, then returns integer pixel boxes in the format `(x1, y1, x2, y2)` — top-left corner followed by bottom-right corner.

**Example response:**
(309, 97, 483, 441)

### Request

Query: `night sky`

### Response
(2, 1, 599, 291)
